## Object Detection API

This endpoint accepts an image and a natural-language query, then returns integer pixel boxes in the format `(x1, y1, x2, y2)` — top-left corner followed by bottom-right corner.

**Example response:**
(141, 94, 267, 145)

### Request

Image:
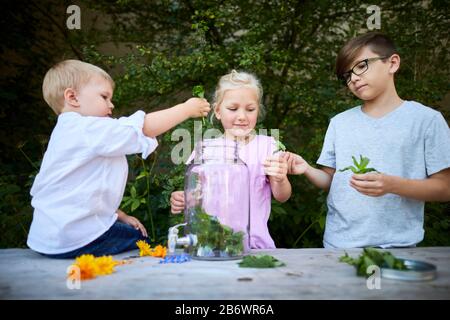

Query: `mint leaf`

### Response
(192, 85, 206, 125)
(192, 85, 205, 99)
(339, 155, 378, 174)
(190, 207, 245, 257)
(238, 255, 286, 268)
(360, 155, 370, 169)
(339, 248, 406, 278)
(273, 139, 286, 154)
(352, 156, 360, 169)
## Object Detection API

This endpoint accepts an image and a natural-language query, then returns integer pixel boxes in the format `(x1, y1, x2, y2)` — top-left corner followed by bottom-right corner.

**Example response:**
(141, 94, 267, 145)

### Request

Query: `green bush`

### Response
(1, 0, 449, 249)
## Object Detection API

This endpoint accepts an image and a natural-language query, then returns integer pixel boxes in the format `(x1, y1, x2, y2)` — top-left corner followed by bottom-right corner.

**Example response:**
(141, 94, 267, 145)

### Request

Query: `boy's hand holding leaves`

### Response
(183, 97, 211, 119)
(192, 85, 207, 125)
(350, 172, 393, 197)
(340, 155, 392, 197)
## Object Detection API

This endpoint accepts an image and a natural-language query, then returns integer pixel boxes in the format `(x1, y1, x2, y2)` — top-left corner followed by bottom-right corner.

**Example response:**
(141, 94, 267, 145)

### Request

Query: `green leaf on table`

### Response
(238, 255, 286, 268)
(339, 248, 406, 278)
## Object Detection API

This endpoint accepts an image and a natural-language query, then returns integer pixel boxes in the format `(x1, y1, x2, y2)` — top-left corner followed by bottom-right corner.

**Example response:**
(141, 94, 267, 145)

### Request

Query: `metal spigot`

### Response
(167, 223, 198, 254)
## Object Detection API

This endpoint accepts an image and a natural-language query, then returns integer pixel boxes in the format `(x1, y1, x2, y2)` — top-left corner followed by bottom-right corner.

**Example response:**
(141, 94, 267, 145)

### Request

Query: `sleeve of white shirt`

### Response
(85, 110, 158, 159)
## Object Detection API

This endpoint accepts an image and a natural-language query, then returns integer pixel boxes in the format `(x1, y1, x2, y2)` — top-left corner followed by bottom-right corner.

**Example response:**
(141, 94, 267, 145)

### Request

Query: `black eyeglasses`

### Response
(339, 56, 388, 85)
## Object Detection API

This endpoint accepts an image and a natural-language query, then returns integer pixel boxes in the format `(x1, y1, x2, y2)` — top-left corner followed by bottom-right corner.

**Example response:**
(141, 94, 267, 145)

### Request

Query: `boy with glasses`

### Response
(286, 32, 450, 248)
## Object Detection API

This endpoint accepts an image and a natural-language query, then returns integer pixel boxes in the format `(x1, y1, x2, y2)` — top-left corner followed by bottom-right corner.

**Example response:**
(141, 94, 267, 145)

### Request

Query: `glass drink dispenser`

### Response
(168, 138, 250, 260)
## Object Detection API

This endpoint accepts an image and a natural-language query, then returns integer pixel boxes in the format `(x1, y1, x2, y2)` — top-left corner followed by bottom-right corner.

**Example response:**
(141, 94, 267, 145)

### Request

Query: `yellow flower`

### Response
(136, 240, 167, 258)
(94, 256, 116, 276)
(68, 255, 129, 281)
(73, 254, 97, 280)
(136, 240, 152, 256)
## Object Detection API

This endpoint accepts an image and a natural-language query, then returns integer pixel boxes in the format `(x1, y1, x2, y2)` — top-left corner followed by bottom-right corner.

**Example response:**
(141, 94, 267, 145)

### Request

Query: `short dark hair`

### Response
(336, 32, 398, 80)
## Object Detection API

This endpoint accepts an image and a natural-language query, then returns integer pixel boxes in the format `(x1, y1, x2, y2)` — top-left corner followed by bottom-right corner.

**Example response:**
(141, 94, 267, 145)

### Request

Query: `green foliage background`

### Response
(1, 0, 449, 248)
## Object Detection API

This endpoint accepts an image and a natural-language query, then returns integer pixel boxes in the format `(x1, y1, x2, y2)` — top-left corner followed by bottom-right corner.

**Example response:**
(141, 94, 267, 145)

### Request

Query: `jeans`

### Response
(42, 221, 147, 259)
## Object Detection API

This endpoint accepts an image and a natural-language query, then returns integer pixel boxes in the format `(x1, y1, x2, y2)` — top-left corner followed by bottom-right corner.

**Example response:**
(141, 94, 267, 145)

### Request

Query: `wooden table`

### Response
(0, 247, 449, 299)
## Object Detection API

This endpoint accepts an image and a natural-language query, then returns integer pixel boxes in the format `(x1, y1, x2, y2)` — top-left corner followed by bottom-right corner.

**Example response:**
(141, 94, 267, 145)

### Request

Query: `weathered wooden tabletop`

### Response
(0, 247, 449, 299)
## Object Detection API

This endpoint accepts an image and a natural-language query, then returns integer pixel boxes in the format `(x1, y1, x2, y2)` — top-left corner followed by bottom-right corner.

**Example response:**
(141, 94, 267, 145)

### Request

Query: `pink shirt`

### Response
(187, 135, 277, 249)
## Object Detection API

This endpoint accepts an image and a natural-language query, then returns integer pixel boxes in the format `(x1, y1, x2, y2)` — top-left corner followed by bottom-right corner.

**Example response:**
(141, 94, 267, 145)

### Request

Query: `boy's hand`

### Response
(183, 97, 210, 119)
(170, 191, 185, 214)
(285, 152, 310, 175)
(350, 173, 392, 197)
(264, 153, 289, 183)
(117, 209, 148, 237)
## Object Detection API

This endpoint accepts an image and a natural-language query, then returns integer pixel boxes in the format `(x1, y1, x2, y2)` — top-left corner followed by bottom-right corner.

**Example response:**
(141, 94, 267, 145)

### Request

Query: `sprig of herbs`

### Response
(238, 255, 286, 268)
(339, 155, 378, 174)
(190, 208, 244, 257)
(273, 139, 286, 154)
(192, 85, 206, 126)
(339, 248, 406, 277)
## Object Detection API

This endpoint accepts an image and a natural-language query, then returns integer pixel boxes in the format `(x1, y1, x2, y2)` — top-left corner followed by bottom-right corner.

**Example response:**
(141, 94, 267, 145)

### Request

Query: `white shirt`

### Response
(27, 111, 158, 254)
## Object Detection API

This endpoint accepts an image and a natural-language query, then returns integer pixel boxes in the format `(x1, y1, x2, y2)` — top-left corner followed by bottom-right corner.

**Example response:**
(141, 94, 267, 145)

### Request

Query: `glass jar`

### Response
(183, 138, 250, 260)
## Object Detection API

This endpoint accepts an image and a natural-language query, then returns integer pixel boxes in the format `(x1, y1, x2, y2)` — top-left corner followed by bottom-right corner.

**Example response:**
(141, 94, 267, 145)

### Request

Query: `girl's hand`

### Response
(117, 209, 148, 237)
(170, 191, 185, 214)
(350, 173, 392, 197)
(285, 152, 310, 175)
(264, 153, 289, 183)
(183, 97, 211, 119)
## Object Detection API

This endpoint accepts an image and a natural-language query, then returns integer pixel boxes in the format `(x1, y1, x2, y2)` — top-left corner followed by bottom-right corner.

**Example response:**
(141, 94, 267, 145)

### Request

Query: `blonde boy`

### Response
(28, 60, 210, 258)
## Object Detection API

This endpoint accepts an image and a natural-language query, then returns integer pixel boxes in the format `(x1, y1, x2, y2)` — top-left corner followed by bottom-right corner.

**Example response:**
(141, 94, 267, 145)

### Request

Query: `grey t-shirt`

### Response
(317, 100, 450, 248)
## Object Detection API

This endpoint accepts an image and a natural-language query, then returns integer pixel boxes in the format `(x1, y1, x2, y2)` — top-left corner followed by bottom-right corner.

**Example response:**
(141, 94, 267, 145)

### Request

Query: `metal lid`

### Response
(381, 258, 437, 281)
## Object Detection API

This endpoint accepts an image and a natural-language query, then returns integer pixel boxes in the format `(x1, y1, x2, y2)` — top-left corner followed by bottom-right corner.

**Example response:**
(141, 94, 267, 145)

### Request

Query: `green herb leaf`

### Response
(192, 85, 206, 126)
(352, 156, 360, 169)
(360, 155, 369, 169)
(190, 207, 245, 257)
(339, 248, 406, 278)
(339, 155, 378, 174)
(273, 139, 286, 154)
(238, 255, 286, 268)
(192, 85, 205, 99)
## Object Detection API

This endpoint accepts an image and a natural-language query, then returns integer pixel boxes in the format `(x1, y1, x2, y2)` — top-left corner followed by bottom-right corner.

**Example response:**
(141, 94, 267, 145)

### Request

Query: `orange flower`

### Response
(136, 240, 167, 258)
(151, 245, 167, 258)
(68, 255, 129, 281)
(73, 254, 97, 280)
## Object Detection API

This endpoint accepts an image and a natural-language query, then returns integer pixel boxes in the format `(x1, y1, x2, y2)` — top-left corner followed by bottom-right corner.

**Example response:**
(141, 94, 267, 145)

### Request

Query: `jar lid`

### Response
(381, 259, 437, 281)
